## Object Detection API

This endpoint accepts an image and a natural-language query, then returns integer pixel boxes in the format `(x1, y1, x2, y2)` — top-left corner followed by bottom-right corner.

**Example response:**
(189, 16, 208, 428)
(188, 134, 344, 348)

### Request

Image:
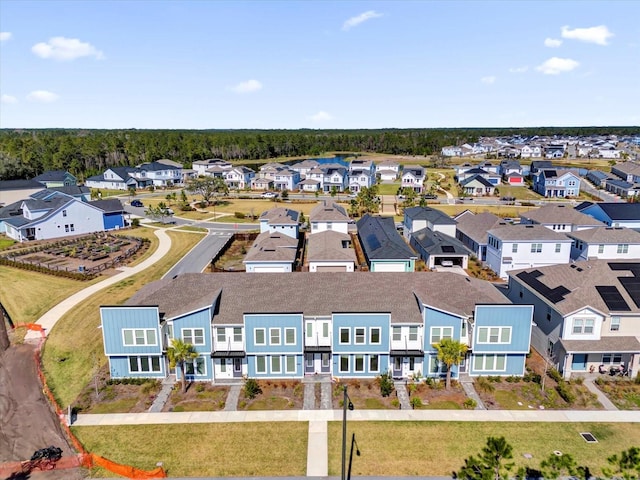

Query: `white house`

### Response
(85, 167, 142, 191)
(307, 230, 356, 272)
(193, 159, 233, 177)
(309, 201, 351, 235)
(375, 161, 401, 181)
(486, 224, 572, 279)
(243, 232, 298, 273)
(224, 166, 255, 190)
(519, 204, 605, 233)
(401, 166, 425, 193)
(567, 227, 640, 261)
(402, 206, 457, 241)
(133, 161, 183, 187)
(259, 207, 301, 239)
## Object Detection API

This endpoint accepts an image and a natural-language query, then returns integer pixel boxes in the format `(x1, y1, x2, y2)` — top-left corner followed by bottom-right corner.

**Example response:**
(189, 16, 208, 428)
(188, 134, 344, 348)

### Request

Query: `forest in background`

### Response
(0, 126, 638, 181)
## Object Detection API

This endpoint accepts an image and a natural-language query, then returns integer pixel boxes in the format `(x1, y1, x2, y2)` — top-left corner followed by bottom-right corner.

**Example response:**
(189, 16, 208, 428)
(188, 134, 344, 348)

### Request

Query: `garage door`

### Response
(316, 265, 347, 272)
(253, 266, 287, 273)
(374, 262, 406, 272)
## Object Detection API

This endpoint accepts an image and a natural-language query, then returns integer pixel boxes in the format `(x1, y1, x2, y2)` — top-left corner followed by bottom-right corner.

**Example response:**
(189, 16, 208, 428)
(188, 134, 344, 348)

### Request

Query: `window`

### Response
(572, 318, 594, 334)
(409, 326, 418, 341)
(555, 243, 562, 253)
(429, 356, 447, 374)
(461, 321, 467, 337)
(271, 356, 281, 373)
(123, 329, 157, 346)
(598, 244, 604, 254)
(326, 222, 333, 230)
(430, 327, 453, 344)
(610, 316, 620, 332)
(617, 244, 629, 254)
(322, 323, 329, 338)
(185, 357, 206, 376)
(477, 327, 511, 344)
(306, 322, 313, 338)
(531, 243, 542, 253)
(339, 355, 349, 373)
(217, 328, 226, 343)
(355, 355, 364, 372)
(182, 328, 204, 345)
(128, 356, 161, 373)
(392, 326, 401, 342)
(355, 327, 365, 344)
(512, 243, 518, 253)
(473, 354, 506, 372)
(602, 353, 622, 365)
(62, 209, 67, 217)
(255, 329, 266, 345)
(369, 355, 379, 372)
(269, 328, 281, 345)
(256, 356, 266, 373)
(340, 327, 350, 344)
(370, 327, 381, 344)
(285, 327, 296, 345)
(286, 355, 296, 373)
(233, 327, 242, 343)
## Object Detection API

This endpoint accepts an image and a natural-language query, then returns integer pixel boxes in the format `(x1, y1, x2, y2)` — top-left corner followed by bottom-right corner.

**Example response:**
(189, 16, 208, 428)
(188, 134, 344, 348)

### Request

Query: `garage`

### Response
(373, 262, 407, 272)
(315, 265, 348, 272)
(252, 266, 288, 273)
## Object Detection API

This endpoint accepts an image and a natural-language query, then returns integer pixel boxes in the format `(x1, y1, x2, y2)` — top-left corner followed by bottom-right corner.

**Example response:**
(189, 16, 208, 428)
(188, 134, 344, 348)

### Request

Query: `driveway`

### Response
(163, 231, 233, 278)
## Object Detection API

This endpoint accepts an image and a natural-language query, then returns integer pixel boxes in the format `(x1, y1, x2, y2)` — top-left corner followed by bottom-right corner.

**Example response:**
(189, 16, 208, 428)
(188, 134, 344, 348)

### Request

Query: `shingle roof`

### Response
(460, 175, 494, 188)
(567, 226, 640, 244)
(0, 179, 44, 191)
(307, 230, 357, 262)
(559, 336, 640, 354)
(455, 212, 505, 245)
(310, 201, 350, 222)
(411, 228, 472, 256)
(588, 203, 640, 221)
(243, 232, 298, 263)
(357, 214, 417, 260)
(520, 204, 604, 226)
(125, 271, 511, 324)
(89, 198, 124, 213)
(488, 224, 572, 242)
(32, 170, 74, 182)
(260, 207, 300, 225)
(404, 207, 457, 225)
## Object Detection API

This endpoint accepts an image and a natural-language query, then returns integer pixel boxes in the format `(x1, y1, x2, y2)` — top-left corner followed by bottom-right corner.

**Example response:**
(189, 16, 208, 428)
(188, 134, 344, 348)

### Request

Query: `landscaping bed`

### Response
(210, 233, 257, 271)
(164, 383, 230, 412)
(240, 379, 304, 410)
(595, 377, 640, 409)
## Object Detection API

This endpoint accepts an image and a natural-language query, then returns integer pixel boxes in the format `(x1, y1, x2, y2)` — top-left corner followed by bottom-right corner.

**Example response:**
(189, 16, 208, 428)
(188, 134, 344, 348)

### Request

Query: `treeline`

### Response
(0, 126, 637, 181)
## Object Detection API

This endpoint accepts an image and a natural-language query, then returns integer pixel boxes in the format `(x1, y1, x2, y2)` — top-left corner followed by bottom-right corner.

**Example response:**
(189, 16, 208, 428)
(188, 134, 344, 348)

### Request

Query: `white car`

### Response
(261, 192, 277, 199)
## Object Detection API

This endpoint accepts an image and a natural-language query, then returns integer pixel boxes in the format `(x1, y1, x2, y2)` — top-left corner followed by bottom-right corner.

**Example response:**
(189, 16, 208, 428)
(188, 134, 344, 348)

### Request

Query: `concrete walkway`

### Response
(306, 420, 328, 476)
(303, 382, 316, 410)
(394, 382, 411, 410)
(224, 385, 242, 411)
(459, 376, 486, 410)
(148, 375, 176, 412)
(320, 380, 333, 409)
(583, 378, 618, 411)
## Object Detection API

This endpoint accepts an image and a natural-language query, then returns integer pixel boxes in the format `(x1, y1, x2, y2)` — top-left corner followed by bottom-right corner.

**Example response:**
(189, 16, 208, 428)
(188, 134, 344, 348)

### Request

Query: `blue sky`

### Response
(1, 1, 639, 129)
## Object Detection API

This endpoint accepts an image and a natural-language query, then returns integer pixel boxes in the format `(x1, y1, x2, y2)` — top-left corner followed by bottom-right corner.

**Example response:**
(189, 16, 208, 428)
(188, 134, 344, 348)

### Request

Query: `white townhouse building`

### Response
(224, 166, 255, 190)
(519, 204, 605, 233)
(401, 166, 426, 193)
(131, 161, 183, 187)
(567, 227, 640, 261)
(309, 200, 351, 235)
(192, 159, 233, 177)
(375, 161, 401, 181)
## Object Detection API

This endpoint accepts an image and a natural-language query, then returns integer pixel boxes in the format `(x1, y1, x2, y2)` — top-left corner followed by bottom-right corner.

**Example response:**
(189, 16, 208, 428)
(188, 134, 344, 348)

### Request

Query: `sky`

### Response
(1, 0, 639, 129)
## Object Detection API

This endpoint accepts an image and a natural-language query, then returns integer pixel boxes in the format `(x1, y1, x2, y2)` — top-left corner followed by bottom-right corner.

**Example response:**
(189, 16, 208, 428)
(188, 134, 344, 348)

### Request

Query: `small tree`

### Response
(456, 436, 514, 480)
(433, 337, 468, 390)
(281, 189, 289, 200)
(540, 452, 578, 479)
(603, 446, 640, 480)
(377, 371, 395, 397)
(167, 338, 199, 393)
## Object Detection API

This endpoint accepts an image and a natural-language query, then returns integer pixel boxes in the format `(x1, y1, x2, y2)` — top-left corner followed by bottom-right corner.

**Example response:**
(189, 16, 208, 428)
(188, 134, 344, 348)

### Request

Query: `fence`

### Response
(210, 232, 258, 272)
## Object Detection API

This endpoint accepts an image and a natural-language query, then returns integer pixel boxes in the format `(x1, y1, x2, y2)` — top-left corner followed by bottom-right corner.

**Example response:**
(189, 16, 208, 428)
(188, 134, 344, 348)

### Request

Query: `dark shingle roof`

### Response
(411, 228, 472, 256)
(0, 179, 44, 191)
(460, 175, 494, 188)
(32, 170, 74, 182)
(404, 207, 457, 225)
(587, 203, 640, 221)
(357, 214, 416, 260)
(455, 212, 504, 245)
(89, 198, 124, 213)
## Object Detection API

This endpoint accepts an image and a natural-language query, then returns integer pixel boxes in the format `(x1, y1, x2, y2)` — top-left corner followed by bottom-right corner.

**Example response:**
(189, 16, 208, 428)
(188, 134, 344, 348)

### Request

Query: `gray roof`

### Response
(520, 204, 604, 226)
(310, 201, 350, 223)
(357, 214, 417, 260)
(567, 226, 640, 244)
(89, 198, 124, 213)
(0, 179, 44, 191)
(243, 231, 298, 264)
(411, 228, 472, 256)
(509, 259, 640, 315)
(404, 207, 457, 225)
(488, 224, 572, 242)
(32, 170, 75, 182)
(456, 212, 507, 245)
(307, 230, 356, 263)
(260, 207, 300, 225)
(48, 185, 91, 197)
(559, 336, 640, 354)
(578, 202, 640, 221)
(125, 271, 511, 324)
(460, 175, 494, 188)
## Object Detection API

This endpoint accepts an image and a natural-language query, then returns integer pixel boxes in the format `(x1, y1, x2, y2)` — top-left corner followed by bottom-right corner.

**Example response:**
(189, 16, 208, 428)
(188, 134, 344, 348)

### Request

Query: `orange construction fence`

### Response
(10, 323, 167, 479)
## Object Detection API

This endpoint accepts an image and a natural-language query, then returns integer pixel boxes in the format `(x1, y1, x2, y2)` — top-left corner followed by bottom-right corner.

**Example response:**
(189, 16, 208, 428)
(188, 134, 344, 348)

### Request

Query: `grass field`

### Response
(432, 204, 538, 218)
(72, 423, 308, 477)
(41, 229, 203, 407)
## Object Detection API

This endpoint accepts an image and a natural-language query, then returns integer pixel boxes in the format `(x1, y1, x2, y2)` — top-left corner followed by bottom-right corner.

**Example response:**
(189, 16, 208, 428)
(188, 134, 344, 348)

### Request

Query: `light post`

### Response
(341, 385, 354, 480)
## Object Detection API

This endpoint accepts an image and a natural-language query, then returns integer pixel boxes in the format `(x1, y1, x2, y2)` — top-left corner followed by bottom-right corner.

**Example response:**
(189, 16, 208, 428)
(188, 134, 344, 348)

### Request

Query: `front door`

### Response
(321, 353, 331, 373)
(393, 357, 402, 378)
(233, 358, 242, 377)
(571, 354, 587, 371)
(305, 354, 314, 374)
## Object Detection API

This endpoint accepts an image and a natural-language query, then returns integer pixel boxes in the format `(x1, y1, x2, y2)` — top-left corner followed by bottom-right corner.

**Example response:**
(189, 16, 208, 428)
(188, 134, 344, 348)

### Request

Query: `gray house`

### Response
(357, 214, 417, 272)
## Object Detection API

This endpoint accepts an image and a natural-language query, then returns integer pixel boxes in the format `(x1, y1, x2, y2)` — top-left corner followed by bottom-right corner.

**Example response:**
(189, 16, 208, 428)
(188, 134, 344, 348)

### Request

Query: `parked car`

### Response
(261, 191, 277, 199)
(131, 200, 143, 207)
(423, 194, 438, 199)
(501, 196, 516, 202)
(163, 208, 175, 215)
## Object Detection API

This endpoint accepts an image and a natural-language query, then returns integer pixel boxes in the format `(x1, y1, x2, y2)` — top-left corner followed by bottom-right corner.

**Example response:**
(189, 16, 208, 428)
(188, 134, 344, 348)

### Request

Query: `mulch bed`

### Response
(165, 383, 230, 412)
(239, 379, 304, 410)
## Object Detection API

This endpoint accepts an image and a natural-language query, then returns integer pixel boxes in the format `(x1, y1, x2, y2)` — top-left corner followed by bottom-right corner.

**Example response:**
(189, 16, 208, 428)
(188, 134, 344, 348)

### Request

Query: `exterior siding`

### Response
(101, 306, 162, 356)
(473, 305, 533, 354)
(108, 355, 166, 379)
(332, 313, 390, 377)
(423, 306, 463, 378)
(245, 314, 303, 378)
(468, 353, 525, 376)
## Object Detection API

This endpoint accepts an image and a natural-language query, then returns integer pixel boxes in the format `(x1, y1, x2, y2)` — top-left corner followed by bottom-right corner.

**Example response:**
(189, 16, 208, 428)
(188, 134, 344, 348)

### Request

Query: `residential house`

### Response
(519, 204, 605, 232)
(457, 167, 501, 185)
(132, 161, 182, 187)
(243, 231, 299, 273)
(545, 144, 565, 159)
(47, 185, 91, 202)
(567, 227, 640, 261)
(505, 172, 525, 186)
(259, 207, 301, 239)
(87, 198, 127, 230)
(460, 175, 496, 196)
(85, 167, 147, 191)
(586, 170, 611, 187)
(576, 202, 640, 230)
(486, 224, 572, 279)
(529, 161, 554, 177)
(375, 161, 401, 181)
(409, 228, 472, 269)
(348, 169, 374, 193)
(224, 166, 255, 190)
(533, 169, 581, 198)
(357, 214, 417, 272)
(289, 160, 320, 178)
(454, 211, 504, 262)
(604, 179, 640, 199)
(298, 178, 321, 192)
(192, 159, 232, 177)
(519, 145, 542, 159)
(401, 166, 426, 193)
(272, 168, 301, 191)
(611, 161, 640, 184)
(506, 260, 640, 379)
(307, 230, 356, 272)
(100, 272, 533, 382)
(322, 166, 349, 193)
(32, 170, 77, 188)
(402, 206, 457, 241)
(310, 201, 351, 235)
(251, 177, 274, 191)
(0, 179, 45, 206)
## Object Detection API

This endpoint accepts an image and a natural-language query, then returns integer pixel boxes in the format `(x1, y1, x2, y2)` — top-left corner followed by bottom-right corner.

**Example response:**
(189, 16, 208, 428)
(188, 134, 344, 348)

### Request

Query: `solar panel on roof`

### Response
(595, 285, 631, 312)
(441, 245, 455, 253)
(365, 233, 381, 251)
(608, 262, 640, 277)
(516, 271, 570, 304)
(619, 277, 640, 309)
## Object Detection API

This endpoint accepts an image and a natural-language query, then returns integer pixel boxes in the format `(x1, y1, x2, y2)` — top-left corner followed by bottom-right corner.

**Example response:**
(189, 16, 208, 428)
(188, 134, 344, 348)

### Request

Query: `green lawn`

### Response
(0, 236, 16, 249)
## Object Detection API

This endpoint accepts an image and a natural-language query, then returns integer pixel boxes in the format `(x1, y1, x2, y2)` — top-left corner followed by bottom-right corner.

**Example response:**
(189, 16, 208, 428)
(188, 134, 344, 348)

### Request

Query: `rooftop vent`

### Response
(525, 225, 534, 229)
(577, 267, 583, 272)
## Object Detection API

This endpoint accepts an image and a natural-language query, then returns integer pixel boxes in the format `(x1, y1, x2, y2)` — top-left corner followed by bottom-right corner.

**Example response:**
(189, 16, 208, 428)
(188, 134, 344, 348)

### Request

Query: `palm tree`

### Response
(167, 338, 199, 393)
(433, 337, 468, 390)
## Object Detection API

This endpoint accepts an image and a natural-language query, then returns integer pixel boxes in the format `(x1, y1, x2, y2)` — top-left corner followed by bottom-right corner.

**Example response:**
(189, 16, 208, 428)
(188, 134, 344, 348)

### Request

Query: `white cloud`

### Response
(31, 36, 104, 61)
(309, 111, 333, 122)
(0, 32, 12, 42)
(536, 57, 580, 75)
(561, 25, 613, 45)
(26, 90, 60, 103)
(509, 66, 528, 73)
(544, 38, 562, 48)
(481, 76, 497, 85)
(342, 11, 383, 31)
(1, 94, 18, 104)
(230, 79, 263, 94)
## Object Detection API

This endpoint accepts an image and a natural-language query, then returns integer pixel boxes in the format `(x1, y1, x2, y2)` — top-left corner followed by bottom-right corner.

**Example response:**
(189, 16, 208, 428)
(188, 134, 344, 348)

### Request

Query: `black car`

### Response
(131, 200, 144, 207)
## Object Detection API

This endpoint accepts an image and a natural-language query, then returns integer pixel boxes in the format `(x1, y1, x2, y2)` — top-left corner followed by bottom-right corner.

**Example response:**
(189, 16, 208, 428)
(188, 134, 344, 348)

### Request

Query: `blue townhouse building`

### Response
(100, 272, 533, 383)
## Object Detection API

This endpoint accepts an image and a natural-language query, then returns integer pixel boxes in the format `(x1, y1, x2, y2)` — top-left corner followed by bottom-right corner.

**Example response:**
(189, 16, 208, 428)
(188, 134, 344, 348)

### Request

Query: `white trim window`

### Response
(286, 355, 296, 373)
(285, 327, 296, 345)
(216, 328, 226, 343)
(610, 316, 620, 332)
(123, 328, 157, 346)
(598, 244, 604, 254)
(430, 326, 453, 344)
(339, 355, 349, 373)
(369, 354, 379, 372)
(531, 243, 542, 253)
(128, 356, 161, 373)
(182, 328, 205, 345)
(370, 327, 381, 344)
(355, 327, 365, 344)
(617, 244, 629, 254)
(354, 355, 365, 372)
(429, 355, 447, 374)
(339, 327, 350, 344)
(473, 354, 506, 372)
(270, 328, 281, 346)
(255, 328, 266, 346)
(233, 327, 242, 342)
(322, 323, 330, 338)
(306, 322, 313, 338)
(220, 359, 227, 373)
(392, 326, 401, 342)
(271, 356, 282, 373)
(409, 326, 418, 341)
(555, 243, 562, 253)
(602, 353, 622, 365)
(477, 327, 511, 344)
(185, 357, 206, 376)
(256, 356, 267, 373)
(572, 318, 594, 335)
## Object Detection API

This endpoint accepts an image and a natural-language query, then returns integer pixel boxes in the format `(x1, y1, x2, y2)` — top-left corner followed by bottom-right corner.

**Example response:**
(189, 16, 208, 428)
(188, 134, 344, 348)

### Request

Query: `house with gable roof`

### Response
(576, 202, 640, 230)
(402, 206, 457, 241)
(307, 230, 356, 272)
(133, 161, 182, 187)
(401, 166, 426, 193)
(224, 166, 255, 190)
(310, 200, 351, 235)
(533, 169, 581, 198)
(85, 166, 149, 191)
(0, 179, 45, 206)
(455, 211, 505, 262)
(460, 175, 496, 196)
(243, 232, 299, 273)
(259, 207, 301, 239)
(192, 159, 232, 177)
(375, 160, 401, 181)
(357, 214, 417, 272)
(32, 170, 77, 188)
(567, 227, 640, 261)
(519, 204, 605, 233)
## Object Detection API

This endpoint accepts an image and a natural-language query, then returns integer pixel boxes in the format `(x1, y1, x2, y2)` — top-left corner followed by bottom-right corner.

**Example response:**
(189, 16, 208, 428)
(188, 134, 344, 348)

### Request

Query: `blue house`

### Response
(533, 169, 581, 198)
(100, 272, 533, 384)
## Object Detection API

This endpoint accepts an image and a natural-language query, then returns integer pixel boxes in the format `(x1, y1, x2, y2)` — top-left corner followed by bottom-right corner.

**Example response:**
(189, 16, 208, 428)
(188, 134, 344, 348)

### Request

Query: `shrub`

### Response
(234, 211, 246, 219)
(548, 368, 563, 383)
(556, 382, 576, 404)
(572, 377, 584, 385)
(195, 383, 206, 393)
(488, 375, 502, 383)
(523, 371, 542, 384)
(243, 378, 262, 399)
(505, 375, 521, 383)
(390, 398, 400, 409)
(410, 397, 423, 409)
(131, 218, 141, 227)
(476, 376, 495, 393)
(377, 372, 395, 397)
(424, 377, 436, 388)
(463, 398, 477, 409)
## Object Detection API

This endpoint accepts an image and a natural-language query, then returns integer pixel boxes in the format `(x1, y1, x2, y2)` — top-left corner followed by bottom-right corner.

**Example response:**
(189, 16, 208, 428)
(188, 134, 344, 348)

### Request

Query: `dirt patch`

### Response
(239, 379, 304, 410)
(164, 384, 230, 412)
(0, 344, 85, 479)
(212, 236, 254, 271)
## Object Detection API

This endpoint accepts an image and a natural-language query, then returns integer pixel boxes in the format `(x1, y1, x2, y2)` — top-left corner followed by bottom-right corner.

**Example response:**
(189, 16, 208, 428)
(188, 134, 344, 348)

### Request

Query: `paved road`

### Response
(163, 231, 233, 278)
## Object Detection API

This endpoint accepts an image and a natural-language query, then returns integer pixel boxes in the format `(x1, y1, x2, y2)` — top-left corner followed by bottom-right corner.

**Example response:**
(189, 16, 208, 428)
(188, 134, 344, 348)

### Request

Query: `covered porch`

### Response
(557, 336, 640, 380)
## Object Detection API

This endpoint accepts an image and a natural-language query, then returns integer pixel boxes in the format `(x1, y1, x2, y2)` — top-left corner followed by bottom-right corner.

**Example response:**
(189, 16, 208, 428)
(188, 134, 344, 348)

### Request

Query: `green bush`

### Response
(377, 372, 395, 397)
(523, 371, 542, 384)
(488, 375, 502, 383)
(243, 378, 262, 399)
(410, 397, 423, 409)
(505, 375, 521, 383)
(548, 368, 563, 383)
(195, 383, 206, 393)
(556, 382, 575, 404)
(234, 211, 246, 219)
(390, 398, 400, 408)
(475, 376, 495, 393)
(463, 398, 477, 409)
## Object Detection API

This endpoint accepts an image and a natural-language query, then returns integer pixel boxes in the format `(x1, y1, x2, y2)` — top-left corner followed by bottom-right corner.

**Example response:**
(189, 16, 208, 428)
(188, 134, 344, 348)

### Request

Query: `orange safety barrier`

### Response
(11, 323, 167, 479)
